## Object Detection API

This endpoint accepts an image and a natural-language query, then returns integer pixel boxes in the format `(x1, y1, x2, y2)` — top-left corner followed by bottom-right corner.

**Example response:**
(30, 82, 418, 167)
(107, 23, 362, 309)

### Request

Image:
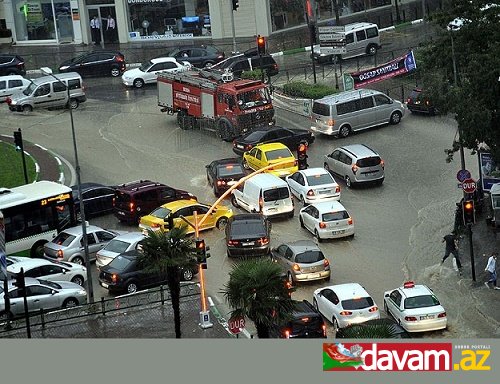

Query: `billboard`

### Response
(479, 152, 500, 192)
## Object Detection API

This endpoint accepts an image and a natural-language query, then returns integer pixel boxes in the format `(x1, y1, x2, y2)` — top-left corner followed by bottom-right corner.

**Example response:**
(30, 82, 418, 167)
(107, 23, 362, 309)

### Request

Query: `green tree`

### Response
(139, 226, 198, 339)
(222, 258, 295, 338)
(335, 321, 406, 339)
(418, 0, 500, 162)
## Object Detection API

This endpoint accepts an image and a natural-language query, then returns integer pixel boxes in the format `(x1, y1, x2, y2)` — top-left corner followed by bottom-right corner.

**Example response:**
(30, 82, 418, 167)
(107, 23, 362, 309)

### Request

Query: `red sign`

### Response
(228, 315, 245, 334)
(462, 178, 477, 193)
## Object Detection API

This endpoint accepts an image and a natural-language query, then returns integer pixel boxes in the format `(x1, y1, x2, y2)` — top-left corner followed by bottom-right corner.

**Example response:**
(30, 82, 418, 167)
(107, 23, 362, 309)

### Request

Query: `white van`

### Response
(313, 22, 381, 63)
(0, 75, 30, 102)
(7, 72, 86, 112)
(310, 89, 405, 137)
(231, 173, 294, 218)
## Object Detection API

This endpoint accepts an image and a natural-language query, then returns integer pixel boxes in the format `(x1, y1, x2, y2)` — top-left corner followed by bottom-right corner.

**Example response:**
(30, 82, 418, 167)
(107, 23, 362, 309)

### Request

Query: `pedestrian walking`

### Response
(441, 231, 463, 274)
(90, 16, 101, 44)
(106, 15, 116, 43)
(484, 252, 499, 289)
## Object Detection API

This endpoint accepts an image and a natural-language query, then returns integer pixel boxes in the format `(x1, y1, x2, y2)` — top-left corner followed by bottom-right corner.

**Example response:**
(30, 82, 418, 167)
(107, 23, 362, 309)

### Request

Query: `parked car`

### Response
(299, 201, 354, 241)
(5, 256, 30, 266)
(98, 249, 197, 294)
(0, 54, 26, 76)
(72, 182, 116, 218)
(335, 318, 411, 339)
(43, 224, 125, 264)
(406, 88, 437, 115)
(383, 281, 447, 333)
(206, 158, 246, 197)
(313, 283, 380, 330)
(96, 232, 145, 270)
(0, 75, 30, 102)
(324, 144, 385, 188)
(286, 168, 341, 205)
(0, 278, 87, 319)
(59, 50, 126, 77)
(269, 299, 327, 338)
(210, 48, 279, 81)
(232, 126, 315, 156)
(156, 45, 225, 68)
(225, 213, 271, 258)
(121, 57, 192, 88)
(139, 199, 233, 235)
(113, 180, 196, 224)
(270, 240, 330, 285)
(7, 258, 87, 286)
(242, 142, 298, 179)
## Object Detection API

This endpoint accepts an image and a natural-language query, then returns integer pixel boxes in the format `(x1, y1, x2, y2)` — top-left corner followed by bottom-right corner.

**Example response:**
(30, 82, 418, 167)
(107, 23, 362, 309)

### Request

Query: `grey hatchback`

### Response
(270, 240, 331, 286)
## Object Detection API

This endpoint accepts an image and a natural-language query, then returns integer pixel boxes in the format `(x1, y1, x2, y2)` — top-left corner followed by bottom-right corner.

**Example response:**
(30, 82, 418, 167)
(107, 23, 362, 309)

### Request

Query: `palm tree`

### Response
(335, 319, 409, 339)
(222, 258, 296, 338)
(139, 226, 197, 339)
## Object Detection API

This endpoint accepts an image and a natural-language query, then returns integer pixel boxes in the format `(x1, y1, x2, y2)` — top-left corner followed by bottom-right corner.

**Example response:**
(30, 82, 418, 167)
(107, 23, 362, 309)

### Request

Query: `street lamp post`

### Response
(40, 67, 94, 304)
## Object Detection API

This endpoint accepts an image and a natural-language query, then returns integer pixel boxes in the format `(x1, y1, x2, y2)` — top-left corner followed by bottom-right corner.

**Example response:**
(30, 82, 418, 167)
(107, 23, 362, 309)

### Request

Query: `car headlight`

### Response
(78, 290, 86, 295)
(60, 65, 70, 71)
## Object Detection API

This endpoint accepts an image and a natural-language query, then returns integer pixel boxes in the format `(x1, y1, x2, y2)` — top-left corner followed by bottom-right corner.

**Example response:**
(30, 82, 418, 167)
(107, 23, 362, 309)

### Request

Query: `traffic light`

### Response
(462, 199, 475, 225)
(297, 141, 309, 170)
(257, 35, 266, 55)
(13, 129, 23, 151)
(232, 0, 239, 11)
(195, 238, 207, 269)
(13, 268, 26, 292)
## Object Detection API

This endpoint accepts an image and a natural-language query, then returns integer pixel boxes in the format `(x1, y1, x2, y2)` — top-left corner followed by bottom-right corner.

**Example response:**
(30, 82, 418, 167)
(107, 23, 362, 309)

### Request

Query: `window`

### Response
(390, 290, 402, 306)
(312, 102, 330, 116)
(262, 187, 289, 202)
(24, 267, 43, 278)
(34, 84, 50, 96)
(265, 148, 292, 161)
(26, 285, 52, 296)
(0, 80, 5, 90)
(284, 247, 293, 260)
(159, 188, 175, 200)
(67, 79, 81, 90)
(342, 297, 374, 310)
(336, 100, 358, 115)
(322, 211, 349, 222)
(366, 27, 378, 38)
(82, 54, 99, 64)
(295, 250, 324, 263)
(331, 150, 341, 161)
(306, 173, 334, 186)
(96, 231, 115, 242)
(324, 289, 339, 305)
(255, 149, 262, 161)
(404, 295, 440, 309)
(374, 94, 391, 106)
(9, 80, 23, 88)
(137, 190, 158, 203)
(338, 152, 351, 165)
(53, 81, 67, 92)
(359, 96, 374, 109)
(81, 233, 97, 246)
(345, 33, 354, 44)
(356, 30, 367, 41)
(357, 157, 381, 167)
(192, 205, 209, 215)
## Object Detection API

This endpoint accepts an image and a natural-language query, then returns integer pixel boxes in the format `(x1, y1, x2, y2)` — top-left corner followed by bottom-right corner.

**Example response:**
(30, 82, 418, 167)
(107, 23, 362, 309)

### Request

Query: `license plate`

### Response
(420, 315, 434, 320)
(310, 273, 320, 279)
(227, 181, 236, 186)
(267, 208, 277, 212)
(237, 144, 244, 149)
(332, 230, 345, 235)
(319, 190, 330, 194)
(242, 242, 255, 246)
(118, 211, 125, 216)
(100, 282, 109, 289)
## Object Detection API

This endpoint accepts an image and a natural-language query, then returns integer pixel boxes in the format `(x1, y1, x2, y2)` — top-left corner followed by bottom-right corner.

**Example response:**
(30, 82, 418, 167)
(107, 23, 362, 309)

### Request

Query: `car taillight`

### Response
(292, 263, 300, 271)
(407, 97, 412, 104)
(319, 222, 326, 229)
(369, 306, 378, 313)
(347, 217, 353, 225)
(116, 56, 124, 62)
(273, 63, 278, 70)
(151, 223, 160, 228)
(380, 159, 385, 169)
(259, 197, 263, 211)
(112, 197, 115, 206)
(352, 164, 359, 174)
(268, 167, 274, 171)
(17, 62, 24, 67)
(438, 312, 447, 318)
(111, 274, 119, 283)
(306, 189, 314, 196)
(327, 119, 335, 126)
(257, 237, 269, 245)
(57, 249, 64, 259)
(405, 316, 418, 321)
(217, 180, 226, 186)
(245, 145, 253, 151)
(129, 202, 134, 212)
(339, 311, 352, 316)
(335, 185, 340, 193)
(228, 240, 240, 246)
(6, 97, 12, 105)
(322, 324, 327, 337)
(284, 329, 291, 339)
(294, 160, 297, 166)
(323, 259, 330, 268)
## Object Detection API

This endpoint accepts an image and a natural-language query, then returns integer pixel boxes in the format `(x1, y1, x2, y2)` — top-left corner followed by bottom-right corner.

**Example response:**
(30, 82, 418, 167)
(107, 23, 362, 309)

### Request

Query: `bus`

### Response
(0, 181, 76, 258)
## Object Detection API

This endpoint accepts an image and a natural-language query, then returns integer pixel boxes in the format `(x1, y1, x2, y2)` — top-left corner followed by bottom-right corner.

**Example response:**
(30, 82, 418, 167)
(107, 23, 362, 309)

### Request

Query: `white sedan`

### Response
(286, 168, 340, 205)
(7, 258, 87, 286)
(121, 57, 191, 88)
(383, 281, 447, 333)
(313, 283, 380, 330)
(299, 200, 354, 241)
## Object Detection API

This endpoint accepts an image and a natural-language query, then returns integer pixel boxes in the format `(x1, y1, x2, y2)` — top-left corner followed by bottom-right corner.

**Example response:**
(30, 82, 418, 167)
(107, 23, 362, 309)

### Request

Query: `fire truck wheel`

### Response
(177, 112, 188, 129)
(216, 118, 233, 141)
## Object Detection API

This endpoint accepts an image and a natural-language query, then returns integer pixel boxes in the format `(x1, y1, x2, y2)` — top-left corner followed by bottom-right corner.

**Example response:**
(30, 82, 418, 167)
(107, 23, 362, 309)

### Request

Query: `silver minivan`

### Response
(310, 89, 405, 138)
(7, 72, 86, 112)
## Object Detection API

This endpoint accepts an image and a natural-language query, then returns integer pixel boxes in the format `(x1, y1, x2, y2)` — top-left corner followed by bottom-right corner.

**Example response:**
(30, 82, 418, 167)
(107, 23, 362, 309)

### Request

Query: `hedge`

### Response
(282, 81, 338, 99)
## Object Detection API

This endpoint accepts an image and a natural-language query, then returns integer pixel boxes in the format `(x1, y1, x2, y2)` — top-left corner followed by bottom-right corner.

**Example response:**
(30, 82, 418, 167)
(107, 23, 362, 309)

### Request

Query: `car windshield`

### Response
(342, 297, 374, 310)
(322, 211, 349, 222)
(295, 250, 324, 263)
(139, 60, 154, 71)
(237, 88, 271, 110)
(218, 164, 244, 177)
(150, 207, 171, 219)
(243, 130, 266, 142)
(52, 232, 76, 246)
(23, 81, 37, 96)
(104, 239, 132, 253)
(37, 279, 61, 289)
(404, 294, 440, 309)
(263, 187, 289, 202)
(230, 221, 266, 238)
(306, 173, 334, 186)
(109, 255, 134, 270)
(266, 148, 293, 161)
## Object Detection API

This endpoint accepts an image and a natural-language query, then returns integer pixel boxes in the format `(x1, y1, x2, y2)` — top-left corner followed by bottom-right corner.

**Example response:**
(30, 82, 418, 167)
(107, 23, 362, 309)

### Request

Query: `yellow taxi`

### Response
(242, 142, 298, 178)
(139, 199, 233, 235)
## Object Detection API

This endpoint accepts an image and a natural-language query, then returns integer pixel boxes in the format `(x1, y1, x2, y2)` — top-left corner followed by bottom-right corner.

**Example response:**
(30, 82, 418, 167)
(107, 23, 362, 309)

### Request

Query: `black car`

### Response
(406, 88, 437, 115)
(232, 126, 315, 156)
(157, 45, 225, 68)
(269, 299, 327, 339)
(206, 158, 246, 197)
(225, 213, 271, 257)
(335, 318, 411, 339)
(0, 54, 26, 76)
(59, 51, 126, 77)
(211, 48, 279, 81)
(72, 182, 116, 218)
(98, 250, 198, 294)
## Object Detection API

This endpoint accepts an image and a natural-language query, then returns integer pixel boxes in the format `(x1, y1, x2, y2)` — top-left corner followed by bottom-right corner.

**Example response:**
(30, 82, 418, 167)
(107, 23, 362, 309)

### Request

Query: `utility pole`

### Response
(305, 0, 317, 84)
(13, 129, 29, 184)
(230, 0, 239, 54)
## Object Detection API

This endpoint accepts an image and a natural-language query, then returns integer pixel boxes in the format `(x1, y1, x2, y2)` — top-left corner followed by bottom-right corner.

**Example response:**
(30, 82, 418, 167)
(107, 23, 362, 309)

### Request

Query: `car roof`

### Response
(230, 213, 265, 222)
(150, 57, 179, 64)
(327, 283, 370, 299)
(255, 142, 291, 152)
(61, 224, 105, 235)
(284, 240, 321, 253)
(7, 258, 54, 271)
(111, 232, 145, 242)
(291, 300, 321, 318)
(316, 88, 383, 105)
(339, 144, 379, 158)
(300, 167, 331, 177)
(310, 200, 346, 213)
(210, 158, 242, 166)
(160, 199, 203, 210)
(397, 283, 434, 299)
(72, 182, 107, 190)
(5, 277, 40, 290)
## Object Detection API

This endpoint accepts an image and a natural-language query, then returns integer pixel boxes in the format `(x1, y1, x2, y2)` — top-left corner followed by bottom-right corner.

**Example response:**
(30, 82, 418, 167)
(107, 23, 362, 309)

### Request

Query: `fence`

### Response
(0, 282, 199, 337)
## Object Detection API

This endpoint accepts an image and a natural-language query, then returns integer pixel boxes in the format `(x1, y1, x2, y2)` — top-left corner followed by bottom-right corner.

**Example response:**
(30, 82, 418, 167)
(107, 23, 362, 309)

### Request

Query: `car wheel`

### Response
(366, 44, 378, 55)
(30, 241, 46, 258)
(182, 269, 193, 281)
(390, 111, 402, 124)
(133, 78, 145, 88)
(242, 159, 250, 170)
(68, 98, 79, 109)
(22, 104, 33, 113)
(231, 195, 240, 208)
(383, 301, 389, 315)
(62, 298, 79, 308)
(313, 298, 319, 311)
(299, 216, 305, 228)
(216, 118, 234, 141)
(0, 310, 14, 321)
(339, 125, 350, 138)
(203, 61, 215, 68)
(111, 67, 121, 77)
(126, 281, 138, 294)
(315, 229, 323, 243)
(324, 163, 331, 173)
(345, 176, 352, 188)
(71, 275, 85, 286)
(300, 195, 306, 206)
(72, 256, 84, 265)
(216, 217, 228, 229)
(332, 317, 340, 331)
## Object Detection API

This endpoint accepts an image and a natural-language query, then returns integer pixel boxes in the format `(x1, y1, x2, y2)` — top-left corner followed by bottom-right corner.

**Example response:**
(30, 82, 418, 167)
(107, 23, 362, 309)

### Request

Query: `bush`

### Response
(282, 81, 338, 99)
(0, 29, 12, 38)
(240, 69, 264, 80)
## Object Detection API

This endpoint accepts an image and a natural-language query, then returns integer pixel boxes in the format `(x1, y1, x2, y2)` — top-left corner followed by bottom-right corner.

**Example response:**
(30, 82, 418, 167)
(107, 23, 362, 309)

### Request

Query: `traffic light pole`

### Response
(14, 129, 29, 184)
(467, 224, 476, 281)
(230, 1, 237, 53)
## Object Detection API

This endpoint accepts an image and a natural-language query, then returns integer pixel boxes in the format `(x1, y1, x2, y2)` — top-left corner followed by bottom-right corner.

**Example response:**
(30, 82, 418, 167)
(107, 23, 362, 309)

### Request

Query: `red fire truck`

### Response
(157, 69, 274, 140)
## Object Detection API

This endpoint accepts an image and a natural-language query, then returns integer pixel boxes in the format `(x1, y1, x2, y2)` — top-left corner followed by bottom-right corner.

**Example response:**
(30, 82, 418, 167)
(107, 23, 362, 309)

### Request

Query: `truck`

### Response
(157, 68, 274, 141)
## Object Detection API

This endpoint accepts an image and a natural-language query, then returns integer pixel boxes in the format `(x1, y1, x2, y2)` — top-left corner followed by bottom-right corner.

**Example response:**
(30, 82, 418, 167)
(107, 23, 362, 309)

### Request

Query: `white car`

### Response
(313, 283, 380, 330)
(7, 258, 87, 286)
(121, 57, 191, 88)
(286, 168, 341, 205)
(299, 201, 354, 241)
(96, 232, 145, 270)
(383, 281, 447, 333)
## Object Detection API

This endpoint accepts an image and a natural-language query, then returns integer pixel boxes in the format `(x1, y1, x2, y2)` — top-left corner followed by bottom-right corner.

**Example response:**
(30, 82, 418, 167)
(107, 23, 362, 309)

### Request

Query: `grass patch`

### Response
(394, 21, 412, 30)
(0, 141, 37, 188)
(283, 47, 306, 55)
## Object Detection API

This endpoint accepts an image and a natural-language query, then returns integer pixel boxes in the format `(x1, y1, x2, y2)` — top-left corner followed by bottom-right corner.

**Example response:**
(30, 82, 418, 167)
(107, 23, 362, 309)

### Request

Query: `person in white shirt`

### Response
(484, 252, 499, 289)
(106, 15, 116, 43)
(90, 16, 101, 44)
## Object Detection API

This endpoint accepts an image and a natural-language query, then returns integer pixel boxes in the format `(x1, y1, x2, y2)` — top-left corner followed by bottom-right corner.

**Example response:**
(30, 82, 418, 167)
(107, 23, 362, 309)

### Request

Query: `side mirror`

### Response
(51, 290, 57, 295)
(384, 293, 389, 298)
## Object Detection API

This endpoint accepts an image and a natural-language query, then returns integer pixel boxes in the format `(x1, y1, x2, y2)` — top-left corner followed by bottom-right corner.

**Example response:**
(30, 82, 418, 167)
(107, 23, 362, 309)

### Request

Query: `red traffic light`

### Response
(257, 35, 266, 55)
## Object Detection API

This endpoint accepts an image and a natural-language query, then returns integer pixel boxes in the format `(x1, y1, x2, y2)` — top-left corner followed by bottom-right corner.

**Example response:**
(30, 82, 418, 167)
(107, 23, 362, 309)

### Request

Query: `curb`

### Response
(207, 296, 252, 339)
(34, 144, 65, 185)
